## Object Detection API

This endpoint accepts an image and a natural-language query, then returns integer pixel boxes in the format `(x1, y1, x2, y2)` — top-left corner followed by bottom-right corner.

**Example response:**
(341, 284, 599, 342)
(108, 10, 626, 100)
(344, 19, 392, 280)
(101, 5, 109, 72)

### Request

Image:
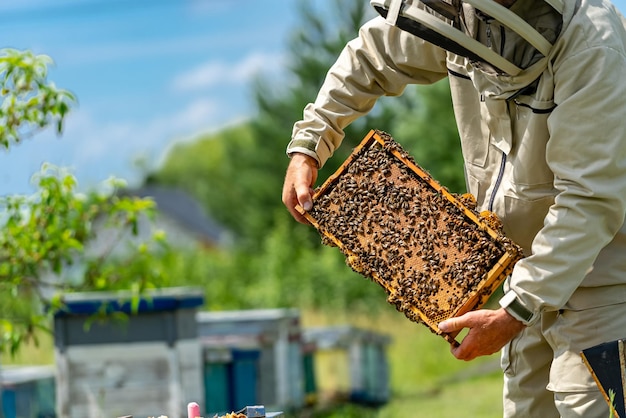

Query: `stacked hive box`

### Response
(298, 130, 523, 344)
(302, 325, 391, 405)
(0, 365, 56, 418)
(53, 287, 205, 418)
(196, 309, 305, 415)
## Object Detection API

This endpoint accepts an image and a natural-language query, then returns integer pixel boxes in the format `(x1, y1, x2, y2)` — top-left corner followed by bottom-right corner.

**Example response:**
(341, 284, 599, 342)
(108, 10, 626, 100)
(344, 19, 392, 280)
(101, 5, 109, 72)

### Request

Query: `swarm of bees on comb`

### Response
(296, 130, 524, 345)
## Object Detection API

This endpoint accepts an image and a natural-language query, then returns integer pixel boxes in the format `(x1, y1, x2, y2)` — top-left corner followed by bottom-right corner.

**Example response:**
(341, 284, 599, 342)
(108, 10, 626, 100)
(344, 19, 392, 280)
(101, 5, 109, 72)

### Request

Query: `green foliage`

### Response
(251, 0, 415, 187)
(151, 0, 466, 315)
(161, 209, 386, 313)
(0, 167, 169, 355)
(310, 404, 379, 418)
(153, 124, 265, 243)
(0, 48, 76, 148)
(391, 81, 466, 193)
(0, 49, 168, 355)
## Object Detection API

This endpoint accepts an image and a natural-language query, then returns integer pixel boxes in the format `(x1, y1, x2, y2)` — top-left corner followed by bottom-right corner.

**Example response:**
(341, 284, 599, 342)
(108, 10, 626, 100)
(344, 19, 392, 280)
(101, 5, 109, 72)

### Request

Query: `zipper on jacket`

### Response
(447, 68, 471, 80)
(513, 99, 556, 114)
(488, 152, 507, 212)
(481, 15, 505, 50)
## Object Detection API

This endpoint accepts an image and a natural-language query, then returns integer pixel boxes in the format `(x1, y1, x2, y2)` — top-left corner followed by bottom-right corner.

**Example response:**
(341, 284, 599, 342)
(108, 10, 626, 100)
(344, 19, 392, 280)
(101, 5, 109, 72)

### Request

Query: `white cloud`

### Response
(65, 98, 221, 166)
(173, 99, 220, 128)
(0, 96, 234, 194)
(171, 51, 284, 92)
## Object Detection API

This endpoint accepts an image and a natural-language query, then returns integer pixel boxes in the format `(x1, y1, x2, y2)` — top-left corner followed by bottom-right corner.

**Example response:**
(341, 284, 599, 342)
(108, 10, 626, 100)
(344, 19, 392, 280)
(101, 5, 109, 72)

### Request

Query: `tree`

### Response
(0, 49, 73, 148)
(249, 0, 465, 241)
(0, 49, 169, 355)
(152, 0, 465, 312)
(392, 80, 466, 193)
(157, 0, 419, 244)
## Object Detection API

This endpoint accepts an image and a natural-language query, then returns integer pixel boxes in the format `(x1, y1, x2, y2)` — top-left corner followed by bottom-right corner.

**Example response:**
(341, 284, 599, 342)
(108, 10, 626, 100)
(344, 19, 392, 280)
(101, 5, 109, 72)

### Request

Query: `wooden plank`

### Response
(58, 342, 196, 418)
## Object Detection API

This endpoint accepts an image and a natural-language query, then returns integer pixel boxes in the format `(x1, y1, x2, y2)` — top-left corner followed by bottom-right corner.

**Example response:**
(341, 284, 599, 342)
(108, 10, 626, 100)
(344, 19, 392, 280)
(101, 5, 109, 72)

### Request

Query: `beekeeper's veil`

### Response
(371, 0, 564, 77)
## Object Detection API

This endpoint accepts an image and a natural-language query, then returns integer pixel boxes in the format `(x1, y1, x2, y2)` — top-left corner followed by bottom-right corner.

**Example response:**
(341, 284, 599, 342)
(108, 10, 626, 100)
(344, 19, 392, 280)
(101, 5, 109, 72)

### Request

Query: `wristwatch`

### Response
(499, 290, 535, 324)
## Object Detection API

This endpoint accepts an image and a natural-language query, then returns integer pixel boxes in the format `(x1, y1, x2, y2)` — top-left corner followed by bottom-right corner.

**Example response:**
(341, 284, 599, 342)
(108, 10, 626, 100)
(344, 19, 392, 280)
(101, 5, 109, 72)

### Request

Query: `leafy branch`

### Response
(0, 48, 76, 148)
(0, 48, 170, 355)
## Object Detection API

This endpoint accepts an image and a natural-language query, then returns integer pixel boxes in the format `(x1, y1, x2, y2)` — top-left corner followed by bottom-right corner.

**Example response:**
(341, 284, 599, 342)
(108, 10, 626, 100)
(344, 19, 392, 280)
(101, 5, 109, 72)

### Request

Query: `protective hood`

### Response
(371, 0, 564, 77)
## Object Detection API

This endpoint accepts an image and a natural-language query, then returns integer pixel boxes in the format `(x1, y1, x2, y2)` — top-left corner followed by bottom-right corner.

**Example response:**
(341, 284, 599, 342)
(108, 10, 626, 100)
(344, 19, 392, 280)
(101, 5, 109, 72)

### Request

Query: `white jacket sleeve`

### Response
(287, 16, 448, 167)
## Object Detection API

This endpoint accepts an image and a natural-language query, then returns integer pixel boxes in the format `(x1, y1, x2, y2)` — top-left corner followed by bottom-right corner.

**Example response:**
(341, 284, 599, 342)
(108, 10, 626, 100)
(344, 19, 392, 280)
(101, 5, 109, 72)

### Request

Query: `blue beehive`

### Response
(0, 365, 56, 418)
(230, 350, 261, 410)
(197, 309, 304, 415)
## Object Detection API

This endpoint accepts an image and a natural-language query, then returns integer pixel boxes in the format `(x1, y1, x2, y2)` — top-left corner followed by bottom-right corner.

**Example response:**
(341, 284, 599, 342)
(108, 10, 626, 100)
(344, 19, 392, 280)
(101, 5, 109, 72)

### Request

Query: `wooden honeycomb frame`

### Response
(297, 130, 523, 345)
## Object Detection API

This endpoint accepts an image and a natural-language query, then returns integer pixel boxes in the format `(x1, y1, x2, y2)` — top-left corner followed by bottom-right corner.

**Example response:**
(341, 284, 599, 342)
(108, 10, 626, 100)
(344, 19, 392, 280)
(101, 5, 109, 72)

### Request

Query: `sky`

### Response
(1, 0, 625, 196)
(0, 0, 303, 195)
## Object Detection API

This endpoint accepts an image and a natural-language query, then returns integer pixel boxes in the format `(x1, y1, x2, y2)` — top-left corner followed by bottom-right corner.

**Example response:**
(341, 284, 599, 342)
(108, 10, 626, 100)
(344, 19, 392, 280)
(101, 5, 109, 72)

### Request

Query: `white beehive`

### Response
(53, 287, 205, 418)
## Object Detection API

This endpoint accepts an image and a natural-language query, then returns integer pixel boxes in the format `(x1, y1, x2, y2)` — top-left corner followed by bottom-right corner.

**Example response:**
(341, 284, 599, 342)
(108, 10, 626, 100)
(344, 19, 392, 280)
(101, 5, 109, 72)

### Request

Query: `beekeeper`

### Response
(282, 0, 626, 416)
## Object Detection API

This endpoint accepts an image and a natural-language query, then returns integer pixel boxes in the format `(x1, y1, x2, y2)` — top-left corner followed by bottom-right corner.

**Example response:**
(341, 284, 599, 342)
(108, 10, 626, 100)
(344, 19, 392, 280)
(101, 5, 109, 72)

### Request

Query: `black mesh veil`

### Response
(373, 5, 491, 69)
(371, 0, 563, 76)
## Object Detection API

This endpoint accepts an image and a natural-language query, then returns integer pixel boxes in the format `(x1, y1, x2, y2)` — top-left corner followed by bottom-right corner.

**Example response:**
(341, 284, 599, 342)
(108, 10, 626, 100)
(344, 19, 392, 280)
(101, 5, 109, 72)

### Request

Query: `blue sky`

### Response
(0, 0, 301, 195)
(1, 0, 625, 196)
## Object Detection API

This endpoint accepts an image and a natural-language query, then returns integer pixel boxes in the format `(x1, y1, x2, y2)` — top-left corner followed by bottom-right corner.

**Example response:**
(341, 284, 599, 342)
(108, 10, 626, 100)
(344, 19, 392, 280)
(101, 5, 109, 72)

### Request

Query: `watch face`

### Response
(499, 290, 517, 307)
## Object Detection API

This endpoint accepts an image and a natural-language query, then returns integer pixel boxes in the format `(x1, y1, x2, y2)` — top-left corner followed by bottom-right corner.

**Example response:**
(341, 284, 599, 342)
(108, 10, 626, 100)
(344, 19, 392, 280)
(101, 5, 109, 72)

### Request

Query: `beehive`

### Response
(297, 130, 523, 345)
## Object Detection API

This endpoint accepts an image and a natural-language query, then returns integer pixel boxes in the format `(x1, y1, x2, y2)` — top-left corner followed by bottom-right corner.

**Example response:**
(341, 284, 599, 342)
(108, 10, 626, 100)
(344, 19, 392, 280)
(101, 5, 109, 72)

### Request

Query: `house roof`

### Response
(121, 185, 228, 245)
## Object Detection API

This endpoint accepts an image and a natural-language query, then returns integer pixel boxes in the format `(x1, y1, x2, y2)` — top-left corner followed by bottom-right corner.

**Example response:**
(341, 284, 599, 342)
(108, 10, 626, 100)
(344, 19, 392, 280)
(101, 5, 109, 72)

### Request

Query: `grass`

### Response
(378, 372, 502, 417)
(1, 330, 54, 365)
(301, 307, 504, 418)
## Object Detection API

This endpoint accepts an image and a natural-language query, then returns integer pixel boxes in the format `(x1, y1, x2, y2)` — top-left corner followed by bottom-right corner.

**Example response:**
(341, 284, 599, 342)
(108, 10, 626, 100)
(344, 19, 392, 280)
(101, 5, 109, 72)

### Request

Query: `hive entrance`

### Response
(298, 130, 523, 344)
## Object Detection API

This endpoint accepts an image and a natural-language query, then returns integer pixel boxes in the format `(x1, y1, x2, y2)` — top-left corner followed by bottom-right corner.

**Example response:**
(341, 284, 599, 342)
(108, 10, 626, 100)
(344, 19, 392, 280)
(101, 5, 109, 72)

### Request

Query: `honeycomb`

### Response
(297, 130, 524, 345)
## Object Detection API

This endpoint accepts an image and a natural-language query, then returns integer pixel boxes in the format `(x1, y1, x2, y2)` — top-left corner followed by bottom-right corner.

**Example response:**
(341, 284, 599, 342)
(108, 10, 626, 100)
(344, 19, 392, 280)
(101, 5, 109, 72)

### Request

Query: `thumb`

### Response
(296, 183, 313, 211)
(289, 154, 317, 211)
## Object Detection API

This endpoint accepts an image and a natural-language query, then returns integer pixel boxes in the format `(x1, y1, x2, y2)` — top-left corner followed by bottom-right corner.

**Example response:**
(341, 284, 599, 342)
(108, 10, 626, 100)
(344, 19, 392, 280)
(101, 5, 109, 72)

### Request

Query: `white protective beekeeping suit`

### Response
(287, 0, 626, 415)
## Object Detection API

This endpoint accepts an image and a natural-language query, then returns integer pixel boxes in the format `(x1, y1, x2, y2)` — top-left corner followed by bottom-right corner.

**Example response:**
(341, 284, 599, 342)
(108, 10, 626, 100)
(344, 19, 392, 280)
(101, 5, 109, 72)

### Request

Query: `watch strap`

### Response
(499, 291, 534, 324)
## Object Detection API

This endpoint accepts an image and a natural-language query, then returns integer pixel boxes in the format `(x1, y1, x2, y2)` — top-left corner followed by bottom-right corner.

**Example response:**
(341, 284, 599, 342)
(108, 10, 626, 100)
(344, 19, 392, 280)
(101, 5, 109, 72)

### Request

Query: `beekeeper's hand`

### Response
(282, 153, 318, 224)
(438, 308, 525, 361)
